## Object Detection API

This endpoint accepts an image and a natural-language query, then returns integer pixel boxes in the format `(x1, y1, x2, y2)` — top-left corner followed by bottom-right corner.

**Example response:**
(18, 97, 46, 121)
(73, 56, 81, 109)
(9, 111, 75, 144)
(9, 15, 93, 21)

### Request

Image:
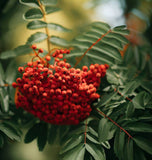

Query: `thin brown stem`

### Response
(74, 30, 111, 68)
(114, 88, 132, 102)
(37, 0, 51, 53)
(96, 108, 133, 139)
(84, 119, 88, 144)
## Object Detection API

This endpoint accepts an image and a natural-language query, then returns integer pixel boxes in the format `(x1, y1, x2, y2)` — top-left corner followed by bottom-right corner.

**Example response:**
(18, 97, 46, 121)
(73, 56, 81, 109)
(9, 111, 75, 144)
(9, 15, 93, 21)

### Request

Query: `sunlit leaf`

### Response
(45, 6, 60, 14)
(49, 36, 70, 47)
(27, 20, 47, 29)
(47, 23, 72, 32)
(24, 8, 43, 20)
(19, 0, 39, 7)
(27, 32, 48, 43)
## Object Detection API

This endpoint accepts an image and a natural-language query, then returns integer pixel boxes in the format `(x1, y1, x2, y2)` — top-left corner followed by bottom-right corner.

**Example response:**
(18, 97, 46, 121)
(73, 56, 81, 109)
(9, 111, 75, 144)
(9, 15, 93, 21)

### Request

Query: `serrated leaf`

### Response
(5, 60, 17, 84)
(88, 127, 98, 137)
(85, 143, 105, 160)
(101, 141, 111, 149)
(45, 6, 60, 14)
(134, 136, 152, 155)
(62, 143, 84, 160)
(24, 8, 43, 20)
(0, 45, 33, 59)
(19, 0, 39, 7)
(97, 92, 117, 107)
(125, 122, 152, 132)
(40, 0, 58, 6)
(0, 88, 9, 112)
(113, 25, 127, 30)
(49, 36, 70, 47)
(27, 32, 48, 43)
(106, 70, 120, 85)
(0, 63, 4, 85)
(27, 20, 47, 29)
(47, 23, 71, 32)
(60, 135, 83, 154)
(0, 134, 4, 148)
(98, 118, 115, 142)
(0, 122, 21, 141)
(37, 123, 48, 151)
(24, 123, 40, 143)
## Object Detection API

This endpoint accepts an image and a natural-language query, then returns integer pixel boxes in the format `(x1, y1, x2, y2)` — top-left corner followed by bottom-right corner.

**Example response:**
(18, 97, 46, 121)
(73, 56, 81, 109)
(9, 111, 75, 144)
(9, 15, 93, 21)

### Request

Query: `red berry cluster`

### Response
(12, 47, 109, 125)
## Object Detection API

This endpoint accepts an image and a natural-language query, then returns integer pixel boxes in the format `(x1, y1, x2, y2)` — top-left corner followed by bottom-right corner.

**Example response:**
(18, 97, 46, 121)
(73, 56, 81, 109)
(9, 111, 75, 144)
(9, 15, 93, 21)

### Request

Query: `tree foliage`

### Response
(0, 0, 152, 160)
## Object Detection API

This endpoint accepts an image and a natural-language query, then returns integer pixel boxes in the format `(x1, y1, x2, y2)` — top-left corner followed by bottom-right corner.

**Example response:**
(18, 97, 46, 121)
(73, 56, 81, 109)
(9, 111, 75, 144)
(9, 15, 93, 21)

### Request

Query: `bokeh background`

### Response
(0, 0, 152, 159)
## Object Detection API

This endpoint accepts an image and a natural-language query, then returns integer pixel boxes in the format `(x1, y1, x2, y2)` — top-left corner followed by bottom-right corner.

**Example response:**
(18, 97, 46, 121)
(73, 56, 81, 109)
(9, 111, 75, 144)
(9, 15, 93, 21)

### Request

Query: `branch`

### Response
(74, 30, 111, 68)
(37, 0, 51, 53)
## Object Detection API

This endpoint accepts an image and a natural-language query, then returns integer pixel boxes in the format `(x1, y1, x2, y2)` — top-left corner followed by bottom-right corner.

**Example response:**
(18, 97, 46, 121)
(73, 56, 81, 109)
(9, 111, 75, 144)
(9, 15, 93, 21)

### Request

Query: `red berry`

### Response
(31, 44, 37, 50)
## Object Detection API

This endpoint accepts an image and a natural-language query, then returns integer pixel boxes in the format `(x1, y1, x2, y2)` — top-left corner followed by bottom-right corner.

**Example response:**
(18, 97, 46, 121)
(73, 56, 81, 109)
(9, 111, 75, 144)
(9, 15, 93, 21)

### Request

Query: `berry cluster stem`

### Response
(95, 108, 133, 139)
(74, 30, 111, 68)
(37, 0, 51, 53)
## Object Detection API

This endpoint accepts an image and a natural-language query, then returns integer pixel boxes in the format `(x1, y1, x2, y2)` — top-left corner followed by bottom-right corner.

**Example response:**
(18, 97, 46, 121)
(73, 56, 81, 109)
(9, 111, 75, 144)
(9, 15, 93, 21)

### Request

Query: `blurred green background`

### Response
(0, 0, 152, 159)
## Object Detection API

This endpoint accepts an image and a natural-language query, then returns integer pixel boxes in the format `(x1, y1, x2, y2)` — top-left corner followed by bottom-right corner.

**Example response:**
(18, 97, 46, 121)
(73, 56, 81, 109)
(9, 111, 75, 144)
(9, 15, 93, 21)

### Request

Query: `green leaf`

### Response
(0, 134, 4, 148)
(141, 81, 152, 94)
(60, 135, 83, 154)
(112, 28, 130, 35)
(101, 141, 111, 149)
(98, 118, 115, 142)
(0, 45, 33, 59)
(49, 36, 70, 47)
(113, 25, 127, 30)
(121, 81, 140, 96)
(62, 143, 84, 160)
(75, 147, 85, 160)
(27, 32, 48, 44)
(48, 125, 58, 144)
(85, 143, 105, 160)
(132, 92, 145, 110)
(24, 8, 43, 20)
(125, 122, 152, 132)
(126, 102, 135, 117)
(126, 139, 134, 160)
(134, 147, 146, 160)
(134, 136, 152, 155)
(107, 32, 129, 44)
(0, 63, 4, 85)
(118, 132, 126, 159)
(5, 60, 17, 84)
(91, 22, 111, 32)
(47, 23, 72, 32)
(106, 69, 120, 85)
(0, 122, 21, 141)
(40, 0, 58, 6)
(97, 92, 117, 107)
(0, 88, 9, 112)
(37, 123, 48, 151)
(27, 20, 47, 29)
(19, 0, 39, 7)
(45, 6, 60, 14)
(86, 133, 100, 144)
(24, 123, 40, 143)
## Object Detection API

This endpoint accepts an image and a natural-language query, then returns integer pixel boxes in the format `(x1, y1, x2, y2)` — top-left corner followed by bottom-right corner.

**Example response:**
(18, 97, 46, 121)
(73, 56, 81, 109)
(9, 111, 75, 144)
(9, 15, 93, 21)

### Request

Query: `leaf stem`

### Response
(37, 0, 51, 53)
(0, 84, 9, 87)
(95, 108, 133, 139)
(74, 30, 111, 68)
